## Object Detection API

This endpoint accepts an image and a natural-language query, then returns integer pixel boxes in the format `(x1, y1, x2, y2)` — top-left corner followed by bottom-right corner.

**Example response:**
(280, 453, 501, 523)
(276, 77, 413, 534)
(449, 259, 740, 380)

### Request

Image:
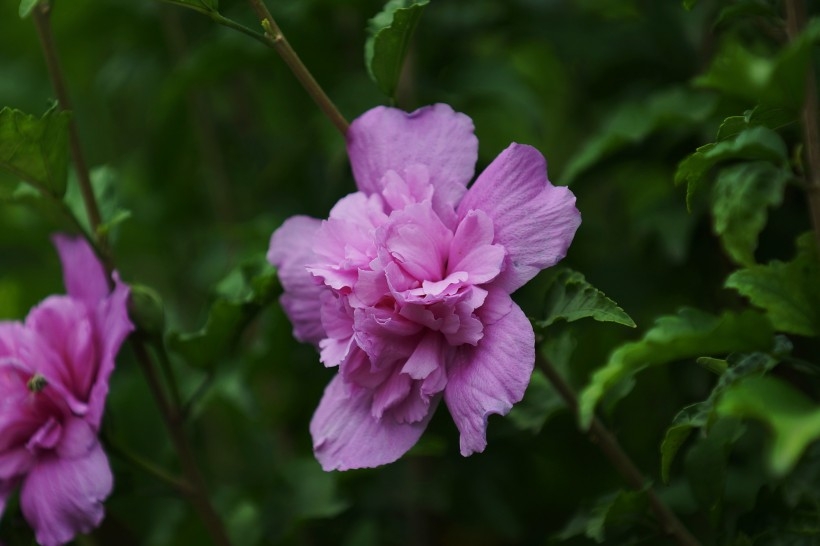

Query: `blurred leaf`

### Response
(711, 161, 790, 266)
(0, 105, 70, 197)
(696, 20, 820, 109)
(675, 126, 787, 210)
(661, 351, 778, 482)
(555, 488, 648, 543)
(168, 256, 279, 370)
(537, 268, 636, 329)
(563, 87, 716, 184)
(18, 0, 38, 18)
(365, 0, 429, 99)
(509, 332, 575, 433)
(683, 0, 699, 9)
(726, 233, 820, 336)
(65, 165, 130, 238)
(684, 417, 744, 511)
(716, 105, 796, 142)
(714, 1, 778, 29)
(282, 459, 348, 520)
(717, 375, 820, 476)
(579, 308, 774, 429)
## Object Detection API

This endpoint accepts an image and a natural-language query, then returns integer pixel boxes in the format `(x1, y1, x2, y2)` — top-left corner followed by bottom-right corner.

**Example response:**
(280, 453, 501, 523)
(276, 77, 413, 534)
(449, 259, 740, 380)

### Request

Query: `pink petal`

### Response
(52, 235, 108, 308)
(444, 292, 535, 456)
(21, 441, 112, 546)
(449, 210, 505, 285)
(457, 144, 581, 293)
(25, 296, 97, 403)
(347, 104, 478, 215)
(310, 374, 435, 471)
(87, 272, 132, 429)
(268, 216, 326, 345)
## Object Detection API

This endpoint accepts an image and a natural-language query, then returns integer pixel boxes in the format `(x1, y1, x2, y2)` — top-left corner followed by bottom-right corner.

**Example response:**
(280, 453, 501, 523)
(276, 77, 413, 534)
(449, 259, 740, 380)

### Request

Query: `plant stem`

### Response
(784, 0, 820, 247)
(537, 354, 701, 546)
(106, 438, 194, 495)
(132, 340, 234, 546)
(32, 6, 233, 544)
(31, 3, 105, 245)
(245, 0, 350, 136)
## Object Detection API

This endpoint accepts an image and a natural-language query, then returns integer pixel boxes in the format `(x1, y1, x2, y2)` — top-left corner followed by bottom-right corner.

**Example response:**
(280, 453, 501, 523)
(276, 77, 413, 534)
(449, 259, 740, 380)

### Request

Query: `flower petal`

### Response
(52, 235, 109, 308)
(457, 143, 581, 292)
(87, 272, 132, 429)
(444, 292, 534, 456)
(21, 441, 112, 546)
(268, 216, 326, 345)
(347, 104, 478, 214)
(310, 374, 435, 471)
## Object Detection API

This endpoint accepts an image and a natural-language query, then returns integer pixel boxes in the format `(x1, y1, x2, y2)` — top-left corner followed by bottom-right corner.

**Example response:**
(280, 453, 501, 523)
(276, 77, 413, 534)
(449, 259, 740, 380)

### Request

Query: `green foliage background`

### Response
(1, 0, 820, 544)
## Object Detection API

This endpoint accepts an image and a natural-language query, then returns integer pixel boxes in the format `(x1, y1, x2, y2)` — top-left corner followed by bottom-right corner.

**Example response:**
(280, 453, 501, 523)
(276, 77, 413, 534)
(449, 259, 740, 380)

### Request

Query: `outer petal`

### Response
(347, 105, 478, 212)
(21, 442, 112, 546)
(52, 235, 108, 308)
(268, 216, 326, 345)
(444, 292, 534, 456)
(457, 143, 581, 293)
(310, 374, 435, 471)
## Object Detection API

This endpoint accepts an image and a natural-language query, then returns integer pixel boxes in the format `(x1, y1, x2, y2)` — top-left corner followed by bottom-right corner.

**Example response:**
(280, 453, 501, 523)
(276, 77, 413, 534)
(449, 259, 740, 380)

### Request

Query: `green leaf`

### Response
(562, 87, 716, 184)
(683, 0, 698, 9)
(684, 417, 744, 511)
(65, 165, 131, 238)
(19, 0, 38, 18)
(537, 268, 635, 329)
(0, 105, 71, 197)
(726, 233, 820, 336)
(675, 126, 787, 210)
(364, 0, 430, 99)
(578, 308, 774, 429)
(555, 489, 648, 543)
(168, 256, 279, 370)
(713, 1, 778, 29)
(711, 161, 790, 266)
(717, 375, 820, 476)
(660, 351, 778, 482)
(716, 105, 796, 142)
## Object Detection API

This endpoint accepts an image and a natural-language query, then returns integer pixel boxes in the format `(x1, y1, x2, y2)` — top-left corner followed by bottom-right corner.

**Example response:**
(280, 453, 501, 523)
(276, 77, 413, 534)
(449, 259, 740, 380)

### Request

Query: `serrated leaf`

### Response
(365, 0, 429, 99)
(684, 417, 744, 511)
(661, 351, 778, 482)
(726, 233, 820, 336)
(716, 105, 796, 142)
(0, 105, 71, 197)
(562, 87, 716, 184)
(19, 0, 39, 18)
(168, 256, 279, 370)
(717, 375, 820, 476)
(537, 268, 635, 329)
(578, 308, 774, 429)
(711, 161, 790, 266)
(675, 126, 787, 210)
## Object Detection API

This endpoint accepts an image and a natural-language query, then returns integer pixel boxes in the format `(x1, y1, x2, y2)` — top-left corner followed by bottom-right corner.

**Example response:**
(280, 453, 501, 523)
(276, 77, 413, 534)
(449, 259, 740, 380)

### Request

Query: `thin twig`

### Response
(245, 0, 350, 136)
(132, 339, 234, 546)
(106, 438, 194, 496)
(537, 354, 701, 546)
(31, 3, 105, 246)
(784, 0, 820, 247)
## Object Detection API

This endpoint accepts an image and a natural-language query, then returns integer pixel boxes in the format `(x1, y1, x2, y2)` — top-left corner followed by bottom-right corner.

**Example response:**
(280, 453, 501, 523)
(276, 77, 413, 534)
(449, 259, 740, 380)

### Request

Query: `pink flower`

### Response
(0, 235, 133, 545)
(269, 104, 580, 470)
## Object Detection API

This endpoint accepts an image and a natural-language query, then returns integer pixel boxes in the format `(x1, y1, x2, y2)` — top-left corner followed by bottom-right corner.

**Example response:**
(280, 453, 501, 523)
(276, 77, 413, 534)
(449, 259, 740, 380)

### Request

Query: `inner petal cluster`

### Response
(307, 166, 505, 424)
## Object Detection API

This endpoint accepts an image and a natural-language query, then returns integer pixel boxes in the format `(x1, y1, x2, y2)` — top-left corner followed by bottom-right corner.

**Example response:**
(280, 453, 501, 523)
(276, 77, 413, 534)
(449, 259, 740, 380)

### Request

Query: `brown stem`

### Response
(132, 339, 234, 546)
(31, 3, 105, 241)
(784, 0, 820, 246)
(537, 354, 701, 546)
(245, 0, 349, 136)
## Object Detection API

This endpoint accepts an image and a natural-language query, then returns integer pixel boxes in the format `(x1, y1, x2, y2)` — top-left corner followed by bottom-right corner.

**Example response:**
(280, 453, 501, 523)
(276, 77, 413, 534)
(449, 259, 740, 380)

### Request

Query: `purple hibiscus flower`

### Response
(0, 235, 133, 546)
(269, 104, 580, 471)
